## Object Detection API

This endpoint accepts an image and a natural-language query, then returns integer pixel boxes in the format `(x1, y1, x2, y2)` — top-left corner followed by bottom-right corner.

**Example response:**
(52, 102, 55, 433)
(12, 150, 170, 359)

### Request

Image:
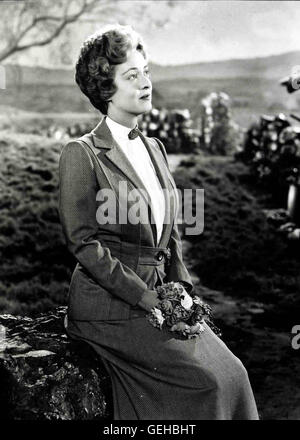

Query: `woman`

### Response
(58, 24, 259, 420)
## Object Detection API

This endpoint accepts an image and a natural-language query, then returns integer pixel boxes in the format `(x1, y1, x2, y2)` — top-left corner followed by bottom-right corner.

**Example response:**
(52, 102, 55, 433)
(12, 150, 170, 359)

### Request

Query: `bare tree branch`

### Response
(0, 0, 177, 64)
(14, 1, 28, 35)
(0, 0, 99, 62)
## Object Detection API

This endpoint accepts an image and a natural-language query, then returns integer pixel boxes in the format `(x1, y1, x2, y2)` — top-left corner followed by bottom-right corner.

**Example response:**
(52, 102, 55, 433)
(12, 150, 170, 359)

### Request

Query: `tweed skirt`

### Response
(66, 308, 259, 420)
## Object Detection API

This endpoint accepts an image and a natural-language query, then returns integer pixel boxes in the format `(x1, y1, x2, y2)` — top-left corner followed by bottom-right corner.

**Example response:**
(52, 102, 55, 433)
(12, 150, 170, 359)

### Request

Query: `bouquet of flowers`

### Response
(146, 282, 222, 339)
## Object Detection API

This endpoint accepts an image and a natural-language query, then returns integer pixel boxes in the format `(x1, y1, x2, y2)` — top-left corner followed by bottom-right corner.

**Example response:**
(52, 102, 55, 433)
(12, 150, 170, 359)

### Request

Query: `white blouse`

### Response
(105, 116, 166, 246)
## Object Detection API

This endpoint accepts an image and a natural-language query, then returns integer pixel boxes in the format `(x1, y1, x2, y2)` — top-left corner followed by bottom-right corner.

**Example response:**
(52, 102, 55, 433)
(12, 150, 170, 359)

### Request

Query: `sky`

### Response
(142, 1, 300, 65)
(3, 1, 300, 67)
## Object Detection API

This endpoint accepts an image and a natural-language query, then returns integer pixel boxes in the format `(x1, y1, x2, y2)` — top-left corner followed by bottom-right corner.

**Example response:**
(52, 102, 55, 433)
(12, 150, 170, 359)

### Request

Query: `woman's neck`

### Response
(107, 109, 138, 129)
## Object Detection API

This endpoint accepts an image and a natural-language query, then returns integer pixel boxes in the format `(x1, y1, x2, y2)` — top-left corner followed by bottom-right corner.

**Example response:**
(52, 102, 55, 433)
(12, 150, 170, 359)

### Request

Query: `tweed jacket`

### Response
(58, 116, 193, 321)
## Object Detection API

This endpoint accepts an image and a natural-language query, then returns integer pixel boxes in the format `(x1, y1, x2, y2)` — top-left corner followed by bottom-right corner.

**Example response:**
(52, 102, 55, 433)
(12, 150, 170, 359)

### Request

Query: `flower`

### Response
(147, 307, 165, 329)
(160, 299, 173, 315)
(146, 282, 220, 339)
(180, 291, 193, 310)
(165, 304, 192, 326)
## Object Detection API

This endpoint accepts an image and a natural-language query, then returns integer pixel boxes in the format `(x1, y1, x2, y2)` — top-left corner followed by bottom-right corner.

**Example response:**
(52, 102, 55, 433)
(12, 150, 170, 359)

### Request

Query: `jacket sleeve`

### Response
(58, 141, 149, 306)
(154, 137, 194, 295)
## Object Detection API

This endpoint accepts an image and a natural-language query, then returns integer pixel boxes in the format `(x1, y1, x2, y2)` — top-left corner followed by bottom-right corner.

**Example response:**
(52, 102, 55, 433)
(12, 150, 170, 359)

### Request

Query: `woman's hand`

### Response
(137, 289, 160, 312)
(170, 321, 205, 337)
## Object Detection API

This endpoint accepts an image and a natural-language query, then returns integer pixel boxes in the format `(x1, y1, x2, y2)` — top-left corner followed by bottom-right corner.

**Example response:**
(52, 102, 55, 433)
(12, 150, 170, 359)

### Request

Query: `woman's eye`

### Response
(128, 73, 138, 80)
(127, 70, 150, 80)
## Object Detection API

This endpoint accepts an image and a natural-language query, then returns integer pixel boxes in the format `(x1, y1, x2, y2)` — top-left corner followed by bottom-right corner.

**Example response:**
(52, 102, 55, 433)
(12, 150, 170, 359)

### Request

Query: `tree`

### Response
(0, 0, 178, 64)
(0, 0, 101, 63)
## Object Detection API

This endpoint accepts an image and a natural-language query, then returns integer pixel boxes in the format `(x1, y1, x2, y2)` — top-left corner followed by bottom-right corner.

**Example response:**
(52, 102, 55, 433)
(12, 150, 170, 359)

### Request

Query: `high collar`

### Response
(91, 116, 126, 150)
(105, 115, 137, 141)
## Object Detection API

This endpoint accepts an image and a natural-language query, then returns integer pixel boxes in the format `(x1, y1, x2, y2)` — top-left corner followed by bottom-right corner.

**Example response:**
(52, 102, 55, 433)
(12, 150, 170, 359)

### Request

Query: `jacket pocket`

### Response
(67, 266, 131, 321)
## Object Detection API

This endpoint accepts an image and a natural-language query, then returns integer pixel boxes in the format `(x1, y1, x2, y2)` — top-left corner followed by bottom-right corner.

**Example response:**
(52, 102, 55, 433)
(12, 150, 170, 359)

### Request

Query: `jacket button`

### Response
(156, 251, 164, 261)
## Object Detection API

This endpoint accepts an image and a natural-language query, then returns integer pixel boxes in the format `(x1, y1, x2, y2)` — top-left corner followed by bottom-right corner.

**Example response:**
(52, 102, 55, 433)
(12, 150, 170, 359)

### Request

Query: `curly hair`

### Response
(75, 24, 148, 115)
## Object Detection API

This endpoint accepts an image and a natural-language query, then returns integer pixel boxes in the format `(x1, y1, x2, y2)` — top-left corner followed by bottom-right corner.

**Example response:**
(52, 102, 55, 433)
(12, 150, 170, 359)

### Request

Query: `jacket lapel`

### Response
(90, 117, 176, 248)
(91, 118, 150, 202)
(137, 131, 176, 248)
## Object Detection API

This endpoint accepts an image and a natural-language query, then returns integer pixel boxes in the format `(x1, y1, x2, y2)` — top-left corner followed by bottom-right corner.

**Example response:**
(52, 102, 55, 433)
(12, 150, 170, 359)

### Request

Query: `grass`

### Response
(0, 130, 73, 316)
(174, 154, 300, 330)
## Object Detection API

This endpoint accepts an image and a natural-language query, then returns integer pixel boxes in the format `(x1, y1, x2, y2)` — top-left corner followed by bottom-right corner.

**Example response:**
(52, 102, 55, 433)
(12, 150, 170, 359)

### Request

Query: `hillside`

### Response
(4, 50, 300, 84)
(2, 51, 300, 129)
(149, 50, 300, 81)
(0, 131, 71, 316)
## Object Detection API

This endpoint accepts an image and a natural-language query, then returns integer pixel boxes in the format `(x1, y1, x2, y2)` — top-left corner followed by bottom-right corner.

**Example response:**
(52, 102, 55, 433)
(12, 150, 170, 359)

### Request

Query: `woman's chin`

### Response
(138, 100, 152, 113)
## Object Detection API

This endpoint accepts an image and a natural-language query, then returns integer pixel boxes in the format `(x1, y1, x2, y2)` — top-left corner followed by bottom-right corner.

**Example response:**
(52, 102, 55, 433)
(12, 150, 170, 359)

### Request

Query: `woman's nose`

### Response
(139, 74, 151, 89)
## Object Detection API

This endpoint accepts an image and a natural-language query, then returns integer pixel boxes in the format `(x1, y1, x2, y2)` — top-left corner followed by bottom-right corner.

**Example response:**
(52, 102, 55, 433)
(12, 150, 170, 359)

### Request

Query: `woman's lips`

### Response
(140, 94, 151, 100)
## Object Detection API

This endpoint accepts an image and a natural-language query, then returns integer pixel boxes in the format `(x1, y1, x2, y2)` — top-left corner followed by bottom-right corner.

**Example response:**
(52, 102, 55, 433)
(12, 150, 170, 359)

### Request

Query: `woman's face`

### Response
(107, 49, 152, 124)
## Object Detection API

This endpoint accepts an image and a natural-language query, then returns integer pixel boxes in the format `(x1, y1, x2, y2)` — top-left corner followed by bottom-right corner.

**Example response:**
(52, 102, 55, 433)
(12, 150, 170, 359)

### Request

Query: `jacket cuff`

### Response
(178, 280, 194, 295)
(130, 288, 149, 307)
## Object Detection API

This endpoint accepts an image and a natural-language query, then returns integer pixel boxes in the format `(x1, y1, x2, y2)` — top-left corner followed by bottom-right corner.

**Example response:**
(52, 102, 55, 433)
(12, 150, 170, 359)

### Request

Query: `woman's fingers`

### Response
(170, 322, 190, 332)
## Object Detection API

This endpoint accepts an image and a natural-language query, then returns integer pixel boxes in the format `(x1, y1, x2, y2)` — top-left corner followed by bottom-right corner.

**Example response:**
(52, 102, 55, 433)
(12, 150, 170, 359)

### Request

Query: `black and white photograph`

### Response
(0, 0, 299, 428)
